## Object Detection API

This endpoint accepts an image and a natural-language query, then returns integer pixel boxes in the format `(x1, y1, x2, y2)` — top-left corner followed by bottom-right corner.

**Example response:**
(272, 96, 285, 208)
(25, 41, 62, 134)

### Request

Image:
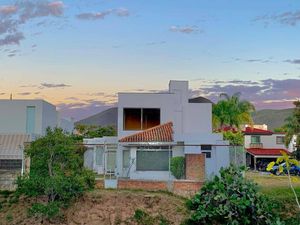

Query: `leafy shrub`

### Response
(16, 128, 95, 218)
(133, 209, 170, 225)
(185, 166, 282, 225)
(170, 156, 185, 179)
(29, 202, 61, 219)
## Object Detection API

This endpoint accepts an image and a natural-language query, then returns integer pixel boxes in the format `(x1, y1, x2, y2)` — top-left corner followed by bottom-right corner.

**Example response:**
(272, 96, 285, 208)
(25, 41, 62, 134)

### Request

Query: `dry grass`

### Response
(246, 171, 300, 188)
(0, 189, 189, 225)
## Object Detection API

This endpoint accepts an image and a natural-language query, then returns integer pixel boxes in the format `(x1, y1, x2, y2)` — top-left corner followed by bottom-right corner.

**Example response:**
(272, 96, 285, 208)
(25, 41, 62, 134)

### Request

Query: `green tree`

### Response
(284, 101, 300, 159)
(75, 124, 116, 138)
(17, 128, 95, 218)
(213, 92, 255, 130)
(267, 152, 300, 210)
(222, 131, 244, 145)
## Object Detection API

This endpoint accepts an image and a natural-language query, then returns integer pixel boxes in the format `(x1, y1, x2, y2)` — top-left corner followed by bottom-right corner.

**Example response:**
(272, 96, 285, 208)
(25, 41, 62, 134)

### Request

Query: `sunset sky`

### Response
(1, 0, 300, 120)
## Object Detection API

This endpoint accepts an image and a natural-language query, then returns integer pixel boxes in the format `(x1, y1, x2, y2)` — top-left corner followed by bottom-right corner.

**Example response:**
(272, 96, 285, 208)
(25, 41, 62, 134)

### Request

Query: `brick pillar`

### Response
(185, 154, 205, 181)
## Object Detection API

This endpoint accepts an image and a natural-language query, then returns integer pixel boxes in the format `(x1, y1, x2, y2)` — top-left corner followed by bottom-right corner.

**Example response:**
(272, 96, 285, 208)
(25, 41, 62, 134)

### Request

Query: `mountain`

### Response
(75, 107, 118, 128)
(252, 108, 293, 131)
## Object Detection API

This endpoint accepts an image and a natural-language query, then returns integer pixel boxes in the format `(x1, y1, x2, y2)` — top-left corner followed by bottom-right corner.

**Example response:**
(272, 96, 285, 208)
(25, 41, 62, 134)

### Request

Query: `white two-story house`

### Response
(84, 80, 230, 181)
(243, 126, 288, 170)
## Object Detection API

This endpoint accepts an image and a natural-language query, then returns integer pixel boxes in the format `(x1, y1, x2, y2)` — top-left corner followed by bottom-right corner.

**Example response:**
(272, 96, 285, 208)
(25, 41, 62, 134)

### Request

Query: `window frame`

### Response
(123, 108, 161, 131)
(136, 149, 171, 171)
(276, 136, 285, 145)
(251, 135, 261, 144)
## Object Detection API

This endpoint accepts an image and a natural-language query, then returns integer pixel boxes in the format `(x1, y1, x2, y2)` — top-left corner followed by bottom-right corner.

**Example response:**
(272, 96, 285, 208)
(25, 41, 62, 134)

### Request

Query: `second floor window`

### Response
(251, 136, 261, 144)
(276, 136, 285, 144)
(123, 108, 160, 130)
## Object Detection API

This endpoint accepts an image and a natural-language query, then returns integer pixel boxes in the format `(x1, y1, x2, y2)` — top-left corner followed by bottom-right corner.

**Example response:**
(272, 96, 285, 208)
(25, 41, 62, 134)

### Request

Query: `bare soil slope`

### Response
(0, 190, 188, 225)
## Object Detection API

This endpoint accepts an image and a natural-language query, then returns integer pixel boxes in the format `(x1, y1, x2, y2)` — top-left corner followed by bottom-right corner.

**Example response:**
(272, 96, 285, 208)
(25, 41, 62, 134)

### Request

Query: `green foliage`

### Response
(29, 202, 61, 219)
(222, 131, 244, 145)
(185, 166, 282, 225)
(133, 209, 170, 225)
(6, 213, 13, 222)
(267, 152, 300, 210)
(75, 124, 116, 138)
(213, 92, 255, 129)
(16, 128, 95, 218)
(170, 156, 185, 179)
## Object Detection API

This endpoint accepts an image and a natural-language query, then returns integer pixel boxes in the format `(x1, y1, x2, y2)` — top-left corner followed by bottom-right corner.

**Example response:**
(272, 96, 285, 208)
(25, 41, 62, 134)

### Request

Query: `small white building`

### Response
(84, 80, 230, 181)
(243, 127, 288, 170)
(0, 99, 74, 170)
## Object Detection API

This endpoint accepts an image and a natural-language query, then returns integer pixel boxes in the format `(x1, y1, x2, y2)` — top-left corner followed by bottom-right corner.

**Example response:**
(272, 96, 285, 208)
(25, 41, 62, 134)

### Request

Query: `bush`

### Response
(29, 202, 61, 219)
(185, 166, 282, 225)
(170, 156, 185, 179)
(16, 128, 95, 218)
(133, 209, 170, 225)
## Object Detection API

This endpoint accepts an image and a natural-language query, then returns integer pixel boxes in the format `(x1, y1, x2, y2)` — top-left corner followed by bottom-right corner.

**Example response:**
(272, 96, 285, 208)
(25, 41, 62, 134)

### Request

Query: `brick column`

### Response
(185, 154, 205, 181)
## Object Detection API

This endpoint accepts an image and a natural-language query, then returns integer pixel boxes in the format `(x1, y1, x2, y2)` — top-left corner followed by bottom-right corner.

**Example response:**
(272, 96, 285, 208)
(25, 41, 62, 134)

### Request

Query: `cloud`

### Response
(0, 1, 64, 49)
(255, 10, 300, 26)
(40, 82, 71, 88)
(191, 78, 300, 109)
(0, 32, 24, 46)
(233, 58, 274, 63)
(0, 92, 5, 95)
(76, 8, 129, 20)
(284, 59, 300, 64)
(0, 5, 18, 16)
(169, 25, 200, 34)
(18, 92, 31, 96)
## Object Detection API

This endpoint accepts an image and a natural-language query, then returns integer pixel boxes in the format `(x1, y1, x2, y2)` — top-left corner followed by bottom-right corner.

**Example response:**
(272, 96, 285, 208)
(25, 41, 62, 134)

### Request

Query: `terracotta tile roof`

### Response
(119, 122, 173, 143)
(246, 148, 289, 156)
(243, 127, 273, 135)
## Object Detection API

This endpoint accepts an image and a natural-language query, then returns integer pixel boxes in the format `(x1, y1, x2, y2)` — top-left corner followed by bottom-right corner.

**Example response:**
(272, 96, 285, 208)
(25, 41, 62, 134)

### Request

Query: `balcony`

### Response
(250, 143, 263, 148)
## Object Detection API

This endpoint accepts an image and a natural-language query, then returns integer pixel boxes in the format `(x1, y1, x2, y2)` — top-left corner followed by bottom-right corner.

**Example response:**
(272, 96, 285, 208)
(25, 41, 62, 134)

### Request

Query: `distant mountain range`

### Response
(75, 107, 118, 128)
(252, 108, 293, 131)
(76, 107, 294, 132)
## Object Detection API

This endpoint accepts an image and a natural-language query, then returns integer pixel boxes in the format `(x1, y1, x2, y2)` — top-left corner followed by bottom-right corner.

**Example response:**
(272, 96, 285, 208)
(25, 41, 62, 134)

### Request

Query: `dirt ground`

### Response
(0, 189, 189, 225)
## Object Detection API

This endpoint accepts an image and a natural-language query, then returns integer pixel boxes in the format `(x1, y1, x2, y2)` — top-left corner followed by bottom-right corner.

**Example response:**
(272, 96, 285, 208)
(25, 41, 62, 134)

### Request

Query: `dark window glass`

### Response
(203, 152, 211, 158)
(142, 108, 160, 129)
(124, 108, 142, 130)
(136, 150, 170, 171)
(201, 145, 212, 150)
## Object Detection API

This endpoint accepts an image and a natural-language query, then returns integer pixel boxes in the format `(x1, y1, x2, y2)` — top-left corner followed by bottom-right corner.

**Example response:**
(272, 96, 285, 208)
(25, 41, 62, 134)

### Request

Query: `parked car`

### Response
(270, 162, 300, 176)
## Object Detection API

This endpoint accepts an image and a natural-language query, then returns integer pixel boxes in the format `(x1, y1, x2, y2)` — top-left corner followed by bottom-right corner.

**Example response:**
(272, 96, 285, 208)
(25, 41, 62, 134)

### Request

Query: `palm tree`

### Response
(213, 92, 255, 130)
(284, 101, 300, 158)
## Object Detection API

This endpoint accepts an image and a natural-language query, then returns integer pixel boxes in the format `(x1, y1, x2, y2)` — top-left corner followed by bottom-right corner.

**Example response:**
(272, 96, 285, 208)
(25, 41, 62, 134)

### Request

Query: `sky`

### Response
(0, 0, 300, 120)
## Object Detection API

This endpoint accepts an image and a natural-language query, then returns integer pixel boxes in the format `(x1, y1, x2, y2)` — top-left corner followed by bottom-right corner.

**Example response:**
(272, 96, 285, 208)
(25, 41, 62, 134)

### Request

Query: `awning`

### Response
(246, 148, 289, 158)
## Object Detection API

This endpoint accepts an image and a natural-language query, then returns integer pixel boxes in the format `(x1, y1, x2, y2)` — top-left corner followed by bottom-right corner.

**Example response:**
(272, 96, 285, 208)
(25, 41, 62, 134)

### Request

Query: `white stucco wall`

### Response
(116, 80, 230, 180)
(0, 99, 73, 136)
(244, 134, 286, 149)
(0, 100, 49, 135)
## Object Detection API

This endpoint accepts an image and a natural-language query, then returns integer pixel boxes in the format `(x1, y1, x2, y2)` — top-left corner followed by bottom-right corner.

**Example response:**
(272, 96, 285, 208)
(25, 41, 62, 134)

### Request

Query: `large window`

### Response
(276, 136, 285, 144)
(123, 108, 160, 130)
(123, 150, 130, 168)
(136, 150, 171, 171)
(251, 136, 261, 144)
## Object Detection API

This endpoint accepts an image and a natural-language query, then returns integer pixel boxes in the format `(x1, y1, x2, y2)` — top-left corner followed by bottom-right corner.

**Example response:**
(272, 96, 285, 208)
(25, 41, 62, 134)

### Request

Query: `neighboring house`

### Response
(0, 99, 74, 170)
(84, 80, 230, 181)
(243, 127, 288, 170)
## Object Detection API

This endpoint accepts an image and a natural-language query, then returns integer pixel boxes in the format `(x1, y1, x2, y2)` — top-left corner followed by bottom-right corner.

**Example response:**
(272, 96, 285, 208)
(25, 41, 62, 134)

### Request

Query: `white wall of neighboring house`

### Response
(244, 133, 286, 149)
(0, 99, 74, 135)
